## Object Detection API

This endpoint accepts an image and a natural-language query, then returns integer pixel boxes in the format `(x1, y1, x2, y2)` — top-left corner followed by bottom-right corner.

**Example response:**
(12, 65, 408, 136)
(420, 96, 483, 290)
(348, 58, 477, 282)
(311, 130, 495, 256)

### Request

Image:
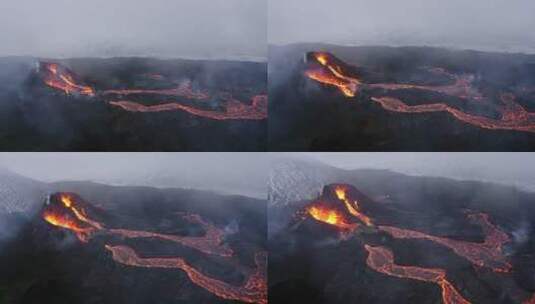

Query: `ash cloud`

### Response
(0, 0, 266, 61)
(269, 0, 535, 54)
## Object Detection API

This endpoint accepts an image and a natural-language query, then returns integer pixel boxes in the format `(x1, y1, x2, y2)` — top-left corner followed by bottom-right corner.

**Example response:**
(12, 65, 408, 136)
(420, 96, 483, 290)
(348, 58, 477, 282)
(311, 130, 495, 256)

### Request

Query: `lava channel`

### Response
(101, 80, 210, 100)
(108, 94, 268, 120)
(108, 213, 233, 257)
(365, 244, 471, 304)
(105, 245, 267, 304)
(378, 212, 512, 273)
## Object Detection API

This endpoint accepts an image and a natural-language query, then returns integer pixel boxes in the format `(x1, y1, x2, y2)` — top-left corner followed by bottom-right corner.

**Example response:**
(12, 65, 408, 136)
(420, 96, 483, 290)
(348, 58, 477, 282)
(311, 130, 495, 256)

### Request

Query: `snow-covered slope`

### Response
(0, 169, 48, 215)
(268, 158, 341, 207)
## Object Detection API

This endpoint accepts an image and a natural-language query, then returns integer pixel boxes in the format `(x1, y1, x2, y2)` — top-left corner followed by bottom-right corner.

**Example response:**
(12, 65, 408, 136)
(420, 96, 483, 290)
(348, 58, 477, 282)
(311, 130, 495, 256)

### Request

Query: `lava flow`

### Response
(108, 94, 268, 120)
(105, 245, 267, 304)
(102, 80, 210, 100)
(371, 94, 535, 133)
(304, 52, 361, 97)
(378, 212, 512, 272)
(38, 61, 267, 121)
(109, 213, 233, 257)
(334, 185, 373, 226)
(365, 245, 471, 304)
(41, 192, 264, 303)
(303, 51, 535, 133)
(40, 62, 95, 96)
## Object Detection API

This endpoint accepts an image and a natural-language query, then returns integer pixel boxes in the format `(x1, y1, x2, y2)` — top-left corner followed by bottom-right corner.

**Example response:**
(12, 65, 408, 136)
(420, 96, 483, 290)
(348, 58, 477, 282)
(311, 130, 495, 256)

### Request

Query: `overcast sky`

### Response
(269, 0, 535, 53)
(1, 153, 534, 198)
(0, 153, 269, 199)
(0, 0, 266, 60)
(306, 153, 535, 191)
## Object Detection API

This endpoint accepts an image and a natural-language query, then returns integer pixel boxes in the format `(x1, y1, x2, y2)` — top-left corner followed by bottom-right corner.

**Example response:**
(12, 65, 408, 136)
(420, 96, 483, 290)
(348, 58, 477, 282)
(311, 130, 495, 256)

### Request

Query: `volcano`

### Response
(0, 56, 266, 151)
(269, 44, 535, 151)
(0, 181, 266, 304)
(269, 165, 535, 303)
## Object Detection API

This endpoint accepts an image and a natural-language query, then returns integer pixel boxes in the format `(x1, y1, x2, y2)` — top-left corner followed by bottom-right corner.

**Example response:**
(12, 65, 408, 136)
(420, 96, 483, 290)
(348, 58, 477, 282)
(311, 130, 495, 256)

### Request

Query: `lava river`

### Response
(299, 183, 519, 304)
(304, 51, 535, 133)
(41, 192, 266, 304)
(38, 61, 267, 121)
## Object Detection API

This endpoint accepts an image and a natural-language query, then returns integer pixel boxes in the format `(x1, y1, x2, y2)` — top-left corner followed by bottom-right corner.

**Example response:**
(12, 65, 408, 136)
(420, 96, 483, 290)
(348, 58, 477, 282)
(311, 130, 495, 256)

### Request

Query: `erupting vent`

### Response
(304, 51, 535, 132)
(297, 183, 520, 304)
(38, 61, 267, 121)
(42, 192, 267, 304)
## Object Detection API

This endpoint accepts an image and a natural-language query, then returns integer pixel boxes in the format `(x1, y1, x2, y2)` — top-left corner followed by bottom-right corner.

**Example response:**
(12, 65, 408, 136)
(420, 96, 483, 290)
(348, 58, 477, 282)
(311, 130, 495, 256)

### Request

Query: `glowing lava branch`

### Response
(364, 245, 471, 304)
(102, 81, 210, 100)
(40, 62, 95, 96)
(109, 213, 233, 257)
(108, 94, 268, 120)
(105, 245, 267, 304)
(369, 72, 483, 101)
(304, 52, 361, 97)
(371, 94, 535, 133)
(378, 212, 512, 272)
(334, 185, 373, 226)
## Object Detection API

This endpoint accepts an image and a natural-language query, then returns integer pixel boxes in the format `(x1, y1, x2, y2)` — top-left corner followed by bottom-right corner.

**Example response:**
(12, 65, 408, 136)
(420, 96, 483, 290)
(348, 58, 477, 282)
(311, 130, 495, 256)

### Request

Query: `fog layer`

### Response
(0, 0, 266, 60)
(0, 153, 269, 199)
(269, 0, 535, 53)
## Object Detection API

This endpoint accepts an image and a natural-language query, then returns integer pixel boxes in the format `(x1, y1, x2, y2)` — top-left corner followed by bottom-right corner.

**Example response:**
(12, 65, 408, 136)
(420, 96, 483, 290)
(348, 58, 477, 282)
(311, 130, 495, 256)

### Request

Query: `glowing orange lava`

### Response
(102, 80, 210, 100)
(109, 213, 233, 257)
(334, 185, 373, 226)
(40, 62, 95, 96)
(378, 212, 511, 273)
(41, 192, 264, 303)
(307, 203, 358, 231)
(303, 51, 535, 133)
(39, 61, 267, 121)
(109, 94, 268, 120)
(365, 245, 471, 304)
(105, 245, 267, 304)
(305, 52, 361, 97)
(42, 193, 103, 242)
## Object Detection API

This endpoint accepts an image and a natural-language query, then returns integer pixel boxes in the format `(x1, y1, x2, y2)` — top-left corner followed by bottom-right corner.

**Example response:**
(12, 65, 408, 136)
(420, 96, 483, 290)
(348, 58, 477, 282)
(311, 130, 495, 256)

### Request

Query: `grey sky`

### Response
(0, 0, 266, 60)
(304, 152, 535, 192)
(269, 0, 535, 53)
(0, 153, 269, 199)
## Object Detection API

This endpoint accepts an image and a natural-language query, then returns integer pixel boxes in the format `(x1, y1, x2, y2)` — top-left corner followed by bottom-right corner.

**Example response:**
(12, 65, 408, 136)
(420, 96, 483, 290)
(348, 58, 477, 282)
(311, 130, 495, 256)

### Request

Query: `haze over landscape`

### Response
(0, 153, 269, 199)
(269, 0, 535, 53)
(0, 0, 266, 60)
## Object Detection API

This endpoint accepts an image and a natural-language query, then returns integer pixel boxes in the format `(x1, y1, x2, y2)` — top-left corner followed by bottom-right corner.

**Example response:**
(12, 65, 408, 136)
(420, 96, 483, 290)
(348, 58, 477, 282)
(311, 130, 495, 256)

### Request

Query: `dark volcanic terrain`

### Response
(269, 161, 535, 303)
(0, 57, 267, 151)
(0, 176, 266, 304)
(269, 43, 535, 151)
